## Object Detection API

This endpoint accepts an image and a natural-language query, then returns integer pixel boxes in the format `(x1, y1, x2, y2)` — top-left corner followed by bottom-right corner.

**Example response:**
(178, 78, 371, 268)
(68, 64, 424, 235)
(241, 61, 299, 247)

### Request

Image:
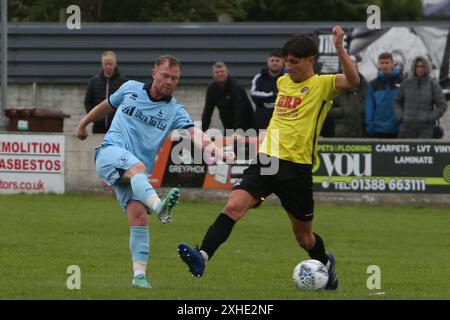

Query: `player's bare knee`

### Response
(131, 212, 148, 226)
(133, 215, 147, 226)
(126, 201, 148, 226)
(123, 162, 147, 181)
(130, 162, 147, 174)
(223, 201, 246, 221)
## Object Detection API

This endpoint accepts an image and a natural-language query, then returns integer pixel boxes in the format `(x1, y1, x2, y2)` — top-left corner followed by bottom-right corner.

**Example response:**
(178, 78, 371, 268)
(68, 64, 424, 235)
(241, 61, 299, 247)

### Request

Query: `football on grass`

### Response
(292, 259, 329, 291)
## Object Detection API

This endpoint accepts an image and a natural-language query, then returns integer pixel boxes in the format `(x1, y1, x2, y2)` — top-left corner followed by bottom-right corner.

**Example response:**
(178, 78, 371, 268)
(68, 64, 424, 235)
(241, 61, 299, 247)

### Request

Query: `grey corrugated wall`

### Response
(5, 22, 315, 84)
(4, 21, 447, 85)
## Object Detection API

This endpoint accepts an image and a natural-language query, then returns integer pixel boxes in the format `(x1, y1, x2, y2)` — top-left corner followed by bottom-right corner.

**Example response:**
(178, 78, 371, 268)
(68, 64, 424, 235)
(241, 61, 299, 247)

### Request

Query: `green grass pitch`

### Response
(0, 193, 449, 300)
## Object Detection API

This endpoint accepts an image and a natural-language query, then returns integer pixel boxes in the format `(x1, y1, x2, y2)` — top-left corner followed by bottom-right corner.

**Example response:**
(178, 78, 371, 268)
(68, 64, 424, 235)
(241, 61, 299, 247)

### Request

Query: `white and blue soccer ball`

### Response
(292, 259, 329, 291)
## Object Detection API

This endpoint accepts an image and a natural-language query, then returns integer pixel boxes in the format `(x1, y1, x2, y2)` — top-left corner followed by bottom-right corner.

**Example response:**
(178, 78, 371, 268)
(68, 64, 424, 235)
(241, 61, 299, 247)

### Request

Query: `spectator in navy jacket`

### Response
(365, 52, 403, 138)
(250, 52, 284, 131)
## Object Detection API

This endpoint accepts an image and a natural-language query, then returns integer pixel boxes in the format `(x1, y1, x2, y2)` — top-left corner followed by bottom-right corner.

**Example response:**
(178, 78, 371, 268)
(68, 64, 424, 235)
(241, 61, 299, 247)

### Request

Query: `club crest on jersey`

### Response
(119, 156, 128, 165)
(301, 87, 309, 94)
(157, 109, 166, 119)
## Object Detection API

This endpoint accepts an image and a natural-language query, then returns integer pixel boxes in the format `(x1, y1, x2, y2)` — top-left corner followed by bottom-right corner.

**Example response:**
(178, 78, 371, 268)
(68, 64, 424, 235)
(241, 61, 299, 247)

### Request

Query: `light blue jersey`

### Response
(104, 80, 194, 175)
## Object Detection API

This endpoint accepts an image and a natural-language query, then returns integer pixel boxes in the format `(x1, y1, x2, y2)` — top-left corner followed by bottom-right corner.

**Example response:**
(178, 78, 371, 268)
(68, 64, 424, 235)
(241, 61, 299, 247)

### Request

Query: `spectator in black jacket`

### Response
(84, 51, 127, 133)
(323, 57, 368, 138)
(250, 51, 284, 131)
(201, 61, 254, 134)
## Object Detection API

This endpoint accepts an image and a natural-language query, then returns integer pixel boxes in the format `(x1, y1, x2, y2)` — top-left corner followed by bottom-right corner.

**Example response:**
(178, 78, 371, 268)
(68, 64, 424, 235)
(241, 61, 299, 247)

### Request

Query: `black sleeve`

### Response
(233, 85, 254, 130)
(430, 79, 448, 121)
(84, 78, 95, 113)
(393, 81, 406, 121)
(201, 86, 215, 132)
(116, 75, 128, 92)
(250, 74, 277, 105)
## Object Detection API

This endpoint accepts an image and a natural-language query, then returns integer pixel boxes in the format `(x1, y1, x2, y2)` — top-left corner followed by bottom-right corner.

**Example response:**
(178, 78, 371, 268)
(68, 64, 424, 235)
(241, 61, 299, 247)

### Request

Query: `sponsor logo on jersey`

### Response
(135, 109, 167, 131)
(122, 106, 168, 131)
(277, 95, 302, 109)
(122, 106, 136, 116)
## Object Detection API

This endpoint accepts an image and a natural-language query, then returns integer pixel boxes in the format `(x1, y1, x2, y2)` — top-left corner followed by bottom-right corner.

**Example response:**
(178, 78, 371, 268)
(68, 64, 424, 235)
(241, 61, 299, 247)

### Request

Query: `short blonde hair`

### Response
(102, 51, 117, 61)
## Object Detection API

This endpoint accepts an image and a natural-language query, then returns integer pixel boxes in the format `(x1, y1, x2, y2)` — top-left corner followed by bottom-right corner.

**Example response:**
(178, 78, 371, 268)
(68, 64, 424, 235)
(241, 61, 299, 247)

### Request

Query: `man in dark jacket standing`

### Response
(250, 52, 284, 131)
(201, 62, 254, 134)
(84, 51, 127, 133)
(327, 58, 368, 138)
(394, 56, 447, 138)
(365, 52, 403, 138)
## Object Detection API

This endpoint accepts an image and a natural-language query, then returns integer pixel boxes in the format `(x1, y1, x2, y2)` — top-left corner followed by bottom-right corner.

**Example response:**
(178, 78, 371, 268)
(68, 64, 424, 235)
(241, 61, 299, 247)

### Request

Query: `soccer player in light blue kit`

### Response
(76, 55, 233, 288)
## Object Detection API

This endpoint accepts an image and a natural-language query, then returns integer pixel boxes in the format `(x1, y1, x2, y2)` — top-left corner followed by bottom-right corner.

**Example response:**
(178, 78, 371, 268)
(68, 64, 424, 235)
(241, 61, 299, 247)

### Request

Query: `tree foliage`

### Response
(240, 0, 423, 21)
(6, 0, 423, 22)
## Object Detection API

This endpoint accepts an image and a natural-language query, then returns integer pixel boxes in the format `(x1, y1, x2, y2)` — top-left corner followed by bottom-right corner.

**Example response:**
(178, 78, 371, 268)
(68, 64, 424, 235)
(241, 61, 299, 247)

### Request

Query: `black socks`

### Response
(307, 233, 329, 265)
(199, 213, 328, 267)
(200, 213, 236, 260)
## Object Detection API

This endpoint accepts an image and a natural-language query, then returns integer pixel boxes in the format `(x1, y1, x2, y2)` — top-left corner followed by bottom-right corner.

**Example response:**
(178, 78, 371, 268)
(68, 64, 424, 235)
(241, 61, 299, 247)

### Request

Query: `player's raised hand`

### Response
(76, 124, 88, 140)
(332, 26, 345, 50)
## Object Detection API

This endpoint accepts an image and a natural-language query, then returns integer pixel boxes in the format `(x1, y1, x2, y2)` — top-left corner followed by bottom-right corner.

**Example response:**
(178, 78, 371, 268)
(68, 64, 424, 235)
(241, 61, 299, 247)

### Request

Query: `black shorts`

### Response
(232, 155, 314, 221)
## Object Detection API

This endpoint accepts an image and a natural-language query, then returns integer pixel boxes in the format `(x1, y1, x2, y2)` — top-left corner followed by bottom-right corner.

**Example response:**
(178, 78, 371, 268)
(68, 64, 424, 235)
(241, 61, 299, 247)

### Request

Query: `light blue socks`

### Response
(130, 226, 150, 277)
(130, 173, 160, 211)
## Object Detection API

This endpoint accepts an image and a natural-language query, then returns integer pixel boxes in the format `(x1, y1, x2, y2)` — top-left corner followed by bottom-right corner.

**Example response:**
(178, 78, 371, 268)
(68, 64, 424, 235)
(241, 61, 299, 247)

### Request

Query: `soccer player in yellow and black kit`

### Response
(178, 26, 360, 290)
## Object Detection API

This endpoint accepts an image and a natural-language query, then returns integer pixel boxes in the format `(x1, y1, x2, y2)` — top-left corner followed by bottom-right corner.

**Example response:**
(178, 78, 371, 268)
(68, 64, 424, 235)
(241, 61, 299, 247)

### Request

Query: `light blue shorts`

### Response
(95, 145, 147, 210)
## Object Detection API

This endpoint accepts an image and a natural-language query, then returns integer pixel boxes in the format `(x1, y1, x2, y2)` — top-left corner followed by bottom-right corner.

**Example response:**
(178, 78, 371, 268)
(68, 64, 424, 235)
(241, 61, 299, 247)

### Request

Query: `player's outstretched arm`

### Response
(186, 127, 235, 164)
(76, 99, 114, 140)
(333, 26, 360, 92)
